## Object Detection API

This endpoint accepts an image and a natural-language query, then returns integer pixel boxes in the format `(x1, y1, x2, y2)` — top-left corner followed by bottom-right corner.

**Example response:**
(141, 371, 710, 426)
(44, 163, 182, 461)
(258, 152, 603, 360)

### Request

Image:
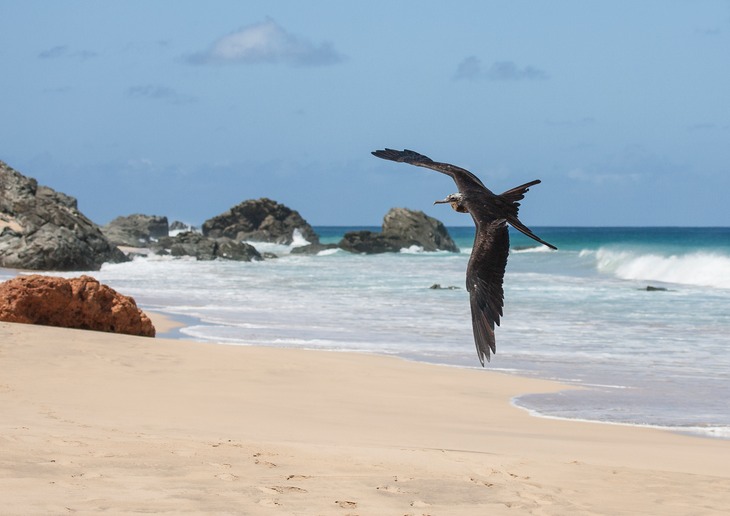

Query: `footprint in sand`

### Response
(376, 484, 406, 494)
(258, 498, 282, 507)
(336, 500, 357, 508)
(286, 474, 311, 480)
(215, 473, 238, 481)
(470, 476, 495, 488)
(259, 486, 308, 494)
(253, 452, 277, 468)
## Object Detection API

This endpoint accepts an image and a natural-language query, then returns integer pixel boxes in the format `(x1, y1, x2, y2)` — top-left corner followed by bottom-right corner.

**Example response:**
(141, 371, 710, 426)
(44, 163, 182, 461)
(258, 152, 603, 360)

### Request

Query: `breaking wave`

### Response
(592, 248, 730, 289)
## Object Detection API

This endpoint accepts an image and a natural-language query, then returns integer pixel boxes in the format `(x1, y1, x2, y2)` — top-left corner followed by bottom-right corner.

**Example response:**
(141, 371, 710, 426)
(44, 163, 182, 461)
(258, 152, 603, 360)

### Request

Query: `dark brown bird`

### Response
(371, 148, 556, 365)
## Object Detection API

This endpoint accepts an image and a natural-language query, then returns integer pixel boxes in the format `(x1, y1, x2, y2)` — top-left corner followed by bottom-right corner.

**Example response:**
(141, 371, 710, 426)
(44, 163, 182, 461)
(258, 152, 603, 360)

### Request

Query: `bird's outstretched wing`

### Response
(466, 219, 510, 365)
(372, 148, 488, 194)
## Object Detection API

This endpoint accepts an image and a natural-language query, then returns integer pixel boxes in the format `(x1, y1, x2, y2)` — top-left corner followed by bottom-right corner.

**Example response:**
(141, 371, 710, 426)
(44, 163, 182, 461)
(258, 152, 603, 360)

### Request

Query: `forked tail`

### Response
(499, 180, 557, 250)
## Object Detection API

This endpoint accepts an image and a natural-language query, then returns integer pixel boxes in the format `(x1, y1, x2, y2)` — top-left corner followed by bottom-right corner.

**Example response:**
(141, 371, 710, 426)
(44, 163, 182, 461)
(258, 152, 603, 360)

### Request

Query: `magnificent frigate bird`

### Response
(371, 148, 557, 366)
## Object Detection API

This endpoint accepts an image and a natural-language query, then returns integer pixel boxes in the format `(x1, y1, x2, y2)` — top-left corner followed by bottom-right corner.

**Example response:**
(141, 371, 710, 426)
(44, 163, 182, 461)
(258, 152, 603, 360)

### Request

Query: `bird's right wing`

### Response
(372, 148, 487, 193)
(466, 219, 510, 365)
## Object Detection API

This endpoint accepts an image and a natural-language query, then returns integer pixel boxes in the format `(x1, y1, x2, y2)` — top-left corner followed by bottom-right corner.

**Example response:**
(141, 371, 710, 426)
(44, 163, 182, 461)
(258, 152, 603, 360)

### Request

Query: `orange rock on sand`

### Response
(0, 274, 155, 337)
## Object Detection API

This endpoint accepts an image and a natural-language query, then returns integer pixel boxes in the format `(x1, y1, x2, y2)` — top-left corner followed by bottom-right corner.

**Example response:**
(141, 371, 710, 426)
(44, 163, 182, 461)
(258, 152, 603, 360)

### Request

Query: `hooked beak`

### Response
(433, 197, 450, 205)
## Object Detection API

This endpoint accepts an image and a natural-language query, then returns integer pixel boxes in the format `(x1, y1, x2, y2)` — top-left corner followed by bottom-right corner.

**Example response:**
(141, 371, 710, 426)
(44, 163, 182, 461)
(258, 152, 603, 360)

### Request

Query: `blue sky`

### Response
(2, 1, 729, 227)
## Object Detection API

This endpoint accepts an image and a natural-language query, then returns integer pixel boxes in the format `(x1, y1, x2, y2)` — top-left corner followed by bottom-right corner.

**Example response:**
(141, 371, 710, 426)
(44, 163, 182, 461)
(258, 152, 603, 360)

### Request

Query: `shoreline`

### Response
(1, 321, 729, 513)
(147, 308, 730, 441)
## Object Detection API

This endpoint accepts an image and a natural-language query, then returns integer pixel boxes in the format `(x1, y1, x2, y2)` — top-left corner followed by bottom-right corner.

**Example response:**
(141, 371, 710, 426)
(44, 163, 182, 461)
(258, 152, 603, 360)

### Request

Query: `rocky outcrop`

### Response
(289, 243, 339, 255)
(102, 214, 169, 247)
(0, 275, 155, 337)
(338, 208, 458, 254)
(0, 161, 127, 271)
(152, 231, 262, 261)
(382, 208, 459, 252)
(429, 284, 460, 290)
(202, 198, 319, 245)
(338, 231, 412, 254)
(169, 220, 196, 233)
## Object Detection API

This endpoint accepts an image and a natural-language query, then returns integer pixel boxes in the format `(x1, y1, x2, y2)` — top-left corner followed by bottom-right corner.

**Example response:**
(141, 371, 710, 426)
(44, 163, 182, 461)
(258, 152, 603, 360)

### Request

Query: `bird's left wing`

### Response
(372, 148, 487, 193)
(466, 219, 510, 365)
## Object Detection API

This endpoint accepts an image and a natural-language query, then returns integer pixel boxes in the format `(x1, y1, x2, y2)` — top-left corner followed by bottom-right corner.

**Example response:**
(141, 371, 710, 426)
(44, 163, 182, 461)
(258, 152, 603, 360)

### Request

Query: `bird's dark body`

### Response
(371, 148, 556, 365)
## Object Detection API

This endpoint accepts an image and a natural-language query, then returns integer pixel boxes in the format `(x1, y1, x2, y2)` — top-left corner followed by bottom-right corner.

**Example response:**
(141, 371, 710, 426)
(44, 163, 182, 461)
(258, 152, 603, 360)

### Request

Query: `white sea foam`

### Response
(169, 225, 198, 237)
(290, 228, 310, 248)
(513, 399, 730, 439)
(243, 228, 311, 255)
(512, 245, 554, 254)
(594, 248, 730, 289)
(400, 245, 425, 254)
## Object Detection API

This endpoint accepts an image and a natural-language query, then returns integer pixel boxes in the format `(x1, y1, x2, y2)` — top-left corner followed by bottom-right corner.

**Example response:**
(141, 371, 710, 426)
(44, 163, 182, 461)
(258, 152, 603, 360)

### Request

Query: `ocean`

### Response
(2, 226, 729, 439)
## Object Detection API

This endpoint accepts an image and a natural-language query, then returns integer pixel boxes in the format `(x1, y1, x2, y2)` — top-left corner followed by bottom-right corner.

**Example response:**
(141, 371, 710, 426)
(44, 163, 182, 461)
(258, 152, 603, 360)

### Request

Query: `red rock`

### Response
(0, 275, 155, 337)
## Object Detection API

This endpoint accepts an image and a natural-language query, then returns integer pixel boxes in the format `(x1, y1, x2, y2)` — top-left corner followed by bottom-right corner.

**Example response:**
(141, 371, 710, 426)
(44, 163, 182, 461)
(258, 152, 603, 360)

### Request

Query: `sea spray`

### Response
(595, 248, 730, 289)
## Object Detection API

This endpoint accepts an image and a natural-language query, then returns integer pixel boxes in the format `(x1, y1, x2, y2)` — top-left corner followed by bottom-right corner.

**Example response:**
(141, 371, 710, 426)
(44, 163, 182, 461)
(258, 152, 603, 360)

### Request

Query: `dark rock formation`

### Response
(382, 208, 459, 252)
(169, 220, 196, 232)
(102, 214, 169, 247)
(429, 284, 461, 290)
(338, 208, 458, 254)
(153, 231, 262, 262)
(338, 230, 412, 254)
(289, 243, 340, 255)
(0, 160, 127, 271)
(0, 274, 155, 337)
(202, 198, 319, 245)
(644, 285, 669, 292)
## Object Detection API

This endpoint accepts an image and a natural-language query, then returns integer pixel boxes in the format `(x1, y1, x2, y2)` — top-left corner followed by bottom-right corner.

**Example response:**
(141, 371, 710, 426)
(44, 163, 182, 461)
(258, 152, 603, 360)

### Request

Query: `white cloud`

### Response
(186, 19, 344, 66)
(454, 56, 548, 81)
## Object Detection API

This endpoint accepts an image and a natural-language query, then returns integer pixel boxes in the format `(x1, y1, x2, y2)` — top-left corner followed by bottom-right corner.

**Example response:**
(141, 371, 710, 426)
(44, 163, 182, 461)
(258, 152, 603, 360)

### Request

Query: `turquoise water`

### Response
(2, 226, 729, 438)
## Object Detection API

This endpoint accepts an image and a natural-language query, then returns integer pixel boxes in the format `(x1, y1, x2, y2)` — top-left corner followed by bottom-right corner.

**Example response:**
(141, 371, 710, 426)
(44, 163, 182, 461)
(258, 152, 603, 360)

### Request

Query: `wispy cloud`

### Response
(567, 145, 683, 186)
(686, 122, 730, 132)
(38, 45, 97, 60)
(185, 18, 345, 66)
(694, 27, 723, 36)
(454, 56, 548, 81)
(126, 84, 196, 105)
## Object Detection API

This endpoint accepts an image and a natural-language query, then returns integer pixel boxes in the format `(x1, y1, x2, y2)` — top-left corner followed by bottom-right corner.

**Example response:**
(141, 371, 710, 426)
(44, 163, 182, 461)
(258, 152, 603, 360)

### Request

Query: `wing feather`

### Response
(466, 220, 510, 365)
(372, 148, 488, 193)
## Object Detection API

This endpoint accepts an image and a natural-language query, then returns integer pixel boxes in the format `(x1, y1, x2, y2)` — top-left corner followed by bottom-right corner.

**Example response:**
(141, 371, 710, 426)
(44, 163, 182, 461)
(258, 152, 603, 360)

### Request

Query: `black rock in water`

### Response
(202, 197, 319, 245)
(338, 208, 458, 254)
(382, 207, 459, 252)
(289, 243, 339, 255)
(0, 160, 127, 271)
(153, 231, 262, 262)
(170, 220, 197, 232)
(645, 285, 669, 292)
(429, 284, 460, 290)
(102, 214, 169, 247)
(337, 230, 412, 254)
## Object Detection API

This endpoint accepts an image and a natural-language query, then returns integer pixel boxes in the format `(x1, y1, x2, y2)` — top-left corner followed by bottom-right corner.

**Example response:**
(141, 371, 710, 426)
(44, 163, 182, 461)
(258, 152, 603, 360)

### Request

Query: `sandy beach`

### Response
(1, 316, 729, 515)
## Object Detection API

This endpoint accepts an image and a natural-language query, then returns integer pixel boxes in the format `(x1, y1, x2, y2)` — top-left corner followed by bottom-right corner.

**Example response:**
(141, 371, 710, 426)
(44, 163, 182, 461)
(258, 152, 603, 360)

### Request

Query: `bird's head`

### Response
(434, 193, 468, 213)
